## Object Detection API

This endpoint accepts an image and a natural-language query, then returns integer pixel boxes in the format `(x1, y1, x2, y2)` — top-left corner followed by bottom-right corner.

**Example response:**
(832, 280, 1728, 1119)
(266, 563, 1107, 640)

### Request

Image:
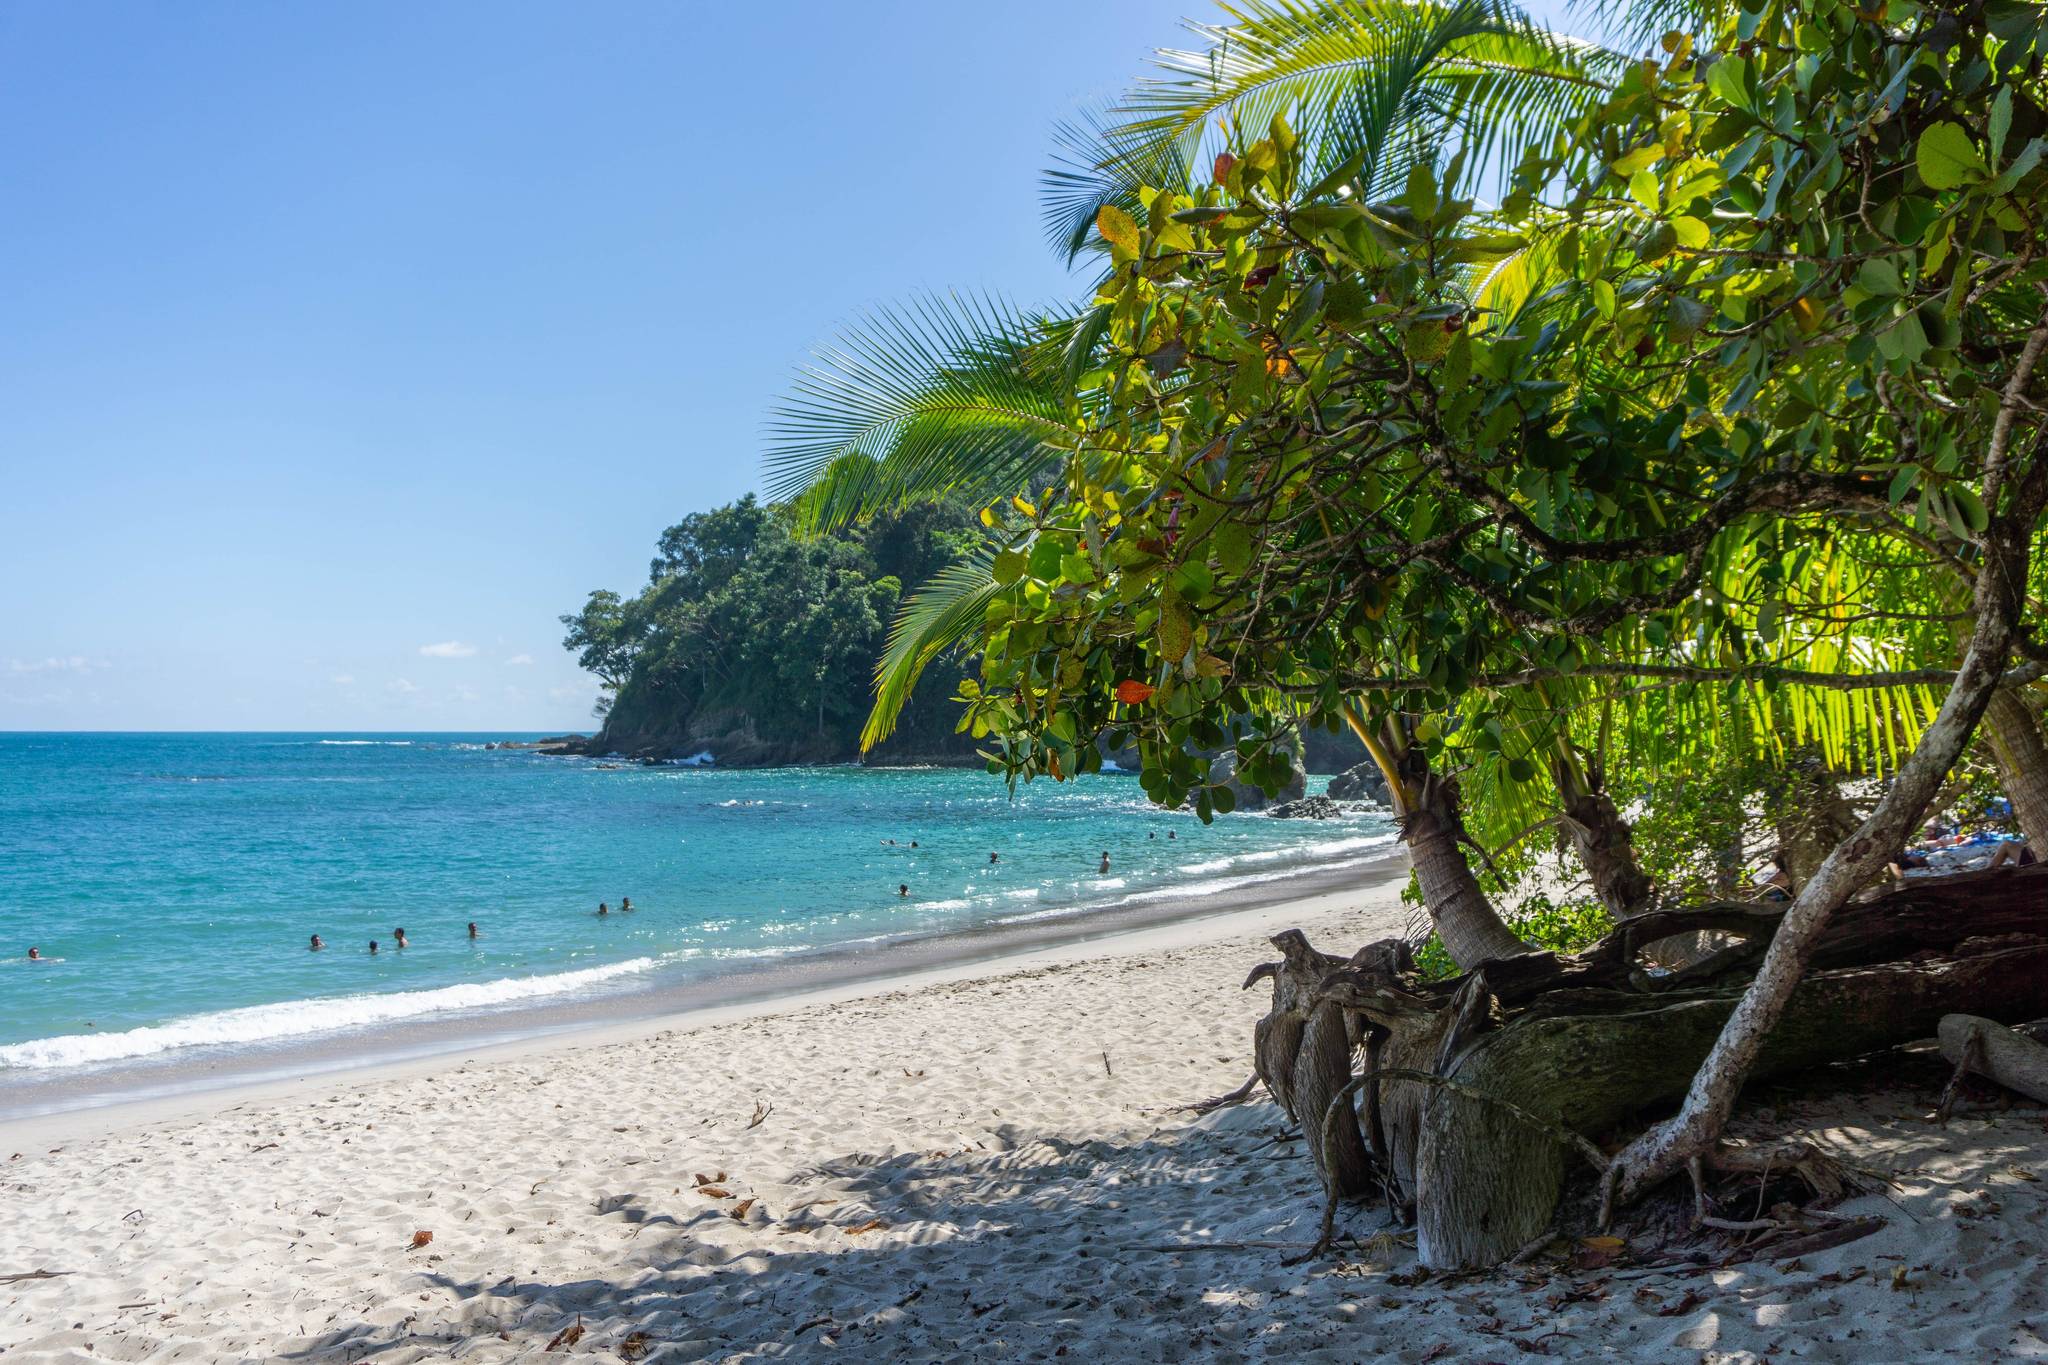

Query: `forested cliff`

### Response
(560, 496, 987, 765)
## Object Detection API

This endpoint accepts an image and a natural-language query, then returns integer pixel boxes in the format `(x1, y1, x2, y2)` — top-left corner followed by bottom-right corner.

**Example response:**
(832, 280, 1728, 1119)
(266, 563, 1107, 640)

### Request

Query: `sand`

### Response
(4, 869, 2047, 1363)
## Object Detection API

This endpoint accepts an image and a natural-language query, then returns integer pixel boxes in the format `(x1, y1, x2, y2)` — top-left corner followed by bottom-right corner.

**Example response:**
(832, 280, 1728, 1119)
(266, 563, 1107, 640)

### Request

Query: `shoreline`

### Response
(0, 849, 1409, 1147)
(7, 853, 2040, 1363)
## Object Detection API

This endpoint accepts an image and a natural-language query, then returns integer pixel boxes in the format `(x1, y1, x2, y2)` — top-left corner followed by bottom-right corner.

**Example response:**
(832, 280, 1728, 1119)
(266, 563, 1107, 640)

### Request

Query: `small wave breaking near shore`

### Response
(0, 958, 659, 1071)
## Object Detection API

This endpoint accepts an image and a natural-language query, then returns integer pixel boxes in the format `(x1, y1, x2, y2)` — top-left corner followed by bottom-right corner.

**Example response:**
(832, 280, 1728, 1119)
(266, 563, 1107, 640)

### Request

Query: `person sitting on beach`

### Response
(620, 897, 633, 912)
(1099, 851, 1111, 874)
(467, 921, 480, 939)
(597, 902, 609, 916)
(310, 934, 325, 951)
(393, 927, 409, 949)
(26, 947, 40, 961)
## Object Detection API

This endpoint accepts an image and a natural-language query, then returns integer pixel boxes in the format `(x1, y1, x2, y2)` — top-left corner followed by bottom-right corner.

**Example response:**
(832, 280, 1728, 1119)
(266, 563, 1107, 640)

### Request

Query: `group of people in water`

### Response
(301, 902, 638, 955)
(881, 834, 1176, 899)
(308, 922, 486, 953)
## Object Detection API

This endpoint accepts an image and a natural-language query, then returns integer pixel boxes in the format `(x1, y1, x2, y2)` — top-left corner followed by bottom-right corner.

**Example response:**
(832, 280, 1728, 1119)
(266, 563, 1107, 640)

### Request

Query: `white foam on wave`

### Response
(0, 957, 658, 1071)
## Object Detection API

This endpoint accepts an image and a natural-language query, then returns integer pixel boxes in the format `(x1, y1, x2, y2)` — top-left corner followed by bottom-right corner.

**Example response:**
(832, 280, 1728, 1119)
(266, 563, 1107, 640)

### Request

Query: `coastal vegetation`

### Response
(560, 496, 986, 763)
(766, 0, 2048, 1267)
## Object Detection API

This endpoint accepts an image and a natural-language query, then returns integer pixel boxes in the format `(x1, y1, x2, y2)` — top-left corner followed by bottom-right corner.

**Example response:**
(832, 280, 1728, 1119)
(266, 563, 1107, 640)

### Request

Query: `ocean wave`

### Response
(0, 958, 658, 1071)
(316, 740, 414, 746)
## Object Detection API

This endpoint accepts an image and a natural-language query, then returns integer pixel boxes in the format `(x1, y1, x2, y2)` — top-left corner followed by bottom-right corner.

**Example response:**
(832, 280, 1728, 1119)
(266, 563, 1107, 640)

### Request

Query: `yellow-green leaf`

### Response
(1096, 205, 1142, 257)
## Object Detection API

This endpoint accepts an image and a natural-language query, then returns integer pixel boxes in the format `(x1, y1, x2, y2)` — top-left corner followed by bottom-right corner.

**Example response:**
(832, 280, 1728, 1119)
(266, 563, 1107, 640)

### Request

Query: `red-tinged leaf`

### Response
(1213, 152, 1237, 184)
(409, 1230, 433, 1250)
(1116, 680, 1156, 704)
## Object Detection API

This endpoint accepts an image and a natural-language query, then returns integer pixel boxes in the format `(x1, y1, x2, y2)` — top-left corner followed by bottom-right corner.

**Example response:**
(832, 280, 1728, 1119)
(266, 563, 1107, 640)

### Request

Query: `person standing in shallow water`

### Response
(619, 897, 634, 912)
(467, 922, 480, 939)
(309, 934, 324, 951)
(898, 884, 909, 898)
(1099, 851, 1111, 874)
(393, 927, 409, 949)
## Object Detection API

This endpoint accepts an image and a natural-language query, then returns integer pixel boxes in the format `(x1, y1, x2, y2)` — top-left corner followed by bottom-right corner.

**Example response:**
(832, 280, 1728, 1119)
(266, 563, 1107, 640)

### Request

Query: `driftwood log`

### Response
(1245, 866, 2048, 1269)
(1939, 1013, 2048, 1104)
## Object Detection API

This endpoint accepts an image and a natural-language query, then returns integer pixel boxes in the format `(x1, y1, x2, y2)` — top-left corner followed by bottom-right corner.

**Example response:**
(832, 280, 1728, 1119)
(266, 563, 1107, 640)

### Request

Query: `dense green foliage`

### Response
(561, 496, 984, 761)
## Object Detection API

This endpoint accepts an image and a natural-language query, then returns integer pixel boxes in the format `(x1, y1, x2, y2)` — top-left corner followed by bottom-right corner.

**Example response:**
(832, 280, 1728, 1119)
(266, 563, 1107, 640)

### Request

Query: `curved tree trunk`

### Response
(1983, 688, 2048, 849)
(1407, 772, 1531, 967)
(1344, 709, 1529, 970)
(1551, 751, 1655, 918)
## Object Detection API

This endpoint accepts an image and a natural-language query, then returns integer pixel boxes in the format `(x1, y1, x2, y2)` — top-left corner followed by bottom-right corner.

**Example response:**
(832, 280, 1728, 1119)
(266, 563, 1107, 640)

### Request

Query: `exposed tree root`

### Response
(1238, 867, 2048, 1268)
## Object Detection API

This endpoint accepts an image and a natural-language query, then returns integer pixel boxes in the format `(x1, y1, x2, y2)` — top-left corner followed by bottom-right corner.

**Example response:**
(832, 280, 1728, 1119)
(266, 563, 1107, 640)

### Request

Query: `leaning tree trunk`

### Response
(1551, 751, 1655, 918)
(1983, 688, 2048, 849)
(1344, 709, 1529, 969)
(1602, 408, 2048, 1209)
(1406, 772, 1531, 967)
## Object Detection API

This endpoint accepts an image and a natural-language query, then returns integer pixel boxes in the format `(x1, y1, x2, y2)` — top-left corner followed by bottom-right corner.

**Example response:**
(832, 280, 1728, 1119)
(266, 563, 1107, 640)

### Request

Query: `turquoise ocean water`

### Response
(0, 734, 1393, 1080)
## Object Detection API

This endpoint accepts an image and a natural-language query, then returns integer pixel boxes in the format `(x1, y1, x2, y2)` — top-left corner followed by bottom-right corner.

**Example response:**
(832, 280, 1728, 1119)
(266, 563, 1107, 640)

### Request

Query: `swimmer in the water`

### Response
(467, 921, 480, 939)
(393, 927, 409, 949)
(310, 934, 325, 951)
(1168, 830, 1176, 840)
(898, 883, 909, 897)
(1099, 851, 1111, 874)
(369, 940, 379, 954)
(989, 852, 1000, 864)
(27, 947, 41, 961)
(620, 897, 633, 912)
(910, 840, 918, 848)
(597, 902, 609, 917)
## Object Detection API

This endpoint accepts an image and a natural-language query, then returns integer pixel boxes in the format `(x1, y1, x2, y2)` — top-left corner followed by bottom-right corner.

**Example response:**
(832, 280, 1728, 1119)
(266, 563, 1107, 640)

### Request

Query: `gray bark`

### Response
(1983, 689, 2048, 849)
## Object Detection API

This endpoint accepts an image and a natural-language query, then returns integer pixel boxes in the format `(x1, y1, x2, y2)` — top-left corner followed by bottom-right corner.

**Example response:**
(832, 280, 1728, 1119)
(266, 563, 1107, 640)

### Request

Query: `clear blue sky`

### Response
(2, 0, 1592, 732)
(0, 0, 1205, 730)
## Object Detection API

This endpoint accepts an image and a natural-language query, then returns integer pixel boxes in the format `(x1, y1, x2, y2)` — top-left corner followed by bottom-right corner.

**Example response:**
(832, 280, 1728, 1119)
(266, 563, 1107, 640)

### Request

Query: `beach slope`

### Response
(4, 874, 2046, 1363)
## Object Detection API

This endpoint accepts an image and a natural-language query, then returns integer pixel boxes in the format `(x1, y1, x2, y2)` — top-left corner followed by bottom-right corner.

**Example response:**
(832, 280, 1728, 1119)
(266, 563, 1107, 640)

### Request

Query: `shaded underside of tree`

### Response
(1249, 867, 2048, 1269)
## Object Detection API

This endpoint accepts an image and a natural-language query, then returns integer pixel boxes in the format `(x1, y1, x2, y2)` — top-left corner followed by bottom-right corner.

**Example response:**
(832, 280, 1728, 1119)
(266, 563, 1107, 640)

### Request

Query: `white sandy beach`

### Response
(4, 869, 2047, 1363)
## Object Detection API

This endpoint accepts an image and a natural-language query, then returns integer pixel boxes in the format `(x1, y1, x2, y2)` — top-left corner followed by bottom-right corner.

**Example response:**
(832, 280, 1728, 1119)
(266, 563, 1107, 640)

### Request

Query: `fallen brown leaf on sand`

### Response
(544, 1315, 583, 1352)
(618, 1329, 651, 1360)
(696, 1186, 732, 1199)
(731, 1198, 756, 1220)
(409, 1230, 433, 1250)
(843, 1218, 887, 1235)
(693, 1171, 727, 1187)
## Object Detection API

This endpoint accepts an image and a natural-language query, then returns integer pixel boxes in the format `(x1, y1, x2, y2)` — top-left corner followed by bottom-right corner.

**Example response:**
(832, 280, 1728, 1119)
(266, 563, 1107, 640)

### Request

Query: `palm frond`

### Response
(1042, 101, 1197, 264)
(764, 293, 1079, 532)
(862, 548, 1001, 751)
(1114, 0, 1623, 204)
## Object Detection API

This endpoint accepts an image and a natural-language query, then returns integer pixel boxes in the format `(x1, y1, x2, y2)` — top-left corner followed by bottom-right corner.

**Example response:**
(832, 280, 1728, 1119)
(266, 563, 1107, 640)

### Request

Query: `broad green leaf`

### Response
(1706, 55, 1750, 111)
(1916, 122, 1986, 189)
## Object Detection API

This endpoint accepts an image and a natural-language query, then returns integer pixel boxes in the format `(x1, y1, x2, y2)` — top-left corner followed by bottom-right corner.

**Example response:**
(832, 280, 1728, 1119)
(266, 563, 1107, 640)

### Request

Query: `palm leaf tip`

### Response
(762, 292, 1075, 534)
(862, 549, 1002, 751)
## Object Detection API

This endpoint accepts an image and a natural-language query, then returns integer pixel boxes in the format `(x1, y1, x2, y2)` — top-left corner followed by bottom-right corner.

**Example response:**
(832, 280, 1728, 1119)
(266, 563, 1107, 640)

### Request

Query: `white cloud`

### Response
(549, 684, 586, 701)
(8, 655, 102, 674)
(503, 653, 535, 666)
(388, 678, 420, 695)
(332, 673, 356, 686)
(418, 641, 477, 659)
